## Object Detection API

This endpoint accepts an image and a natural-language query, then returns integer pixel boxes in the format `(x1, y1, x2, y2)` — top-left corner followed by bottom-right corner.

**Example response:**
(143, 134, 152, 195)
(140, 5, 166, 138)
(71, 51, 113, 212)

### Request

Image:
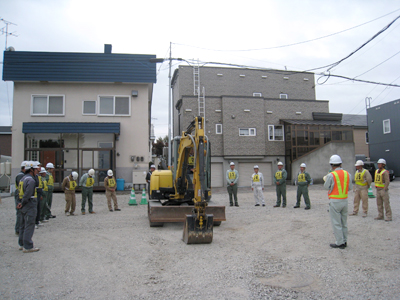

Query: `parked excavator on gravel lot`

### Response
(147, 117, 226, 244)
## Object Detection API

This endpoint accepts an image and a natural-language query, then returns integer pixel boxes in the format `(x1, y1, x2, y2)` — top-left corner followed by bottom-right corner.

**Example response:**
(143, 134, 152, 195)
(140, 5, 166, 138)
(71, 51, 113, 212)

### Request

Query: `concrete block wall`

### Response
(175, 66, 316, 100)
(291, 142, 355, 185)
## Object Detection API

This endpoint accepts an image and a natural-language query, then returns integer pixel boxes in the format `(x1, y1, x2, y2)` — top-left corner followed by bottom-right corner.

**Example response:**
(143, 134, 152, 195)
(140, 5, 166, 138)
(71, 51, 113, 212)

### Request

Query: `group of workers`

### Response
(226, 155, 392, 249)
(15, 161, 120, 253)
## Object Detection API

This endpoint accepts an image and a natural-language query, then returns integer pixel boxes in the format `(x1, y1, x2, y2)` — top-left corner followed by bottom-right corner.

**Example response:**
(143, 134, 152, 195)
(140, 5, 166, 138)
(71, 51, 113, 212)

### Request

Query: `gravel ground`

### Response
(1, 181, 399, 300)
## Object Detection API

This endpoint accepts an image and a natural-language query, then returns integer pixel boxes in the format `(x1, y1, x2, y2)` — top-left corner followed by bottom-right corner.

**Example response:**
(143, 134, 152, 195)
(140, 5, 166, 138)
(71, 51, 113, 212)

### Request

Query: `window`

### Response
(279, 94, 288, 99)
(365, 131, 369, 144)
(216, 124, 222, 134)
(99, 96, 130, 116)
(253, 92, 262, 97)
(239, 128, 256, 136)
(32, 95, 64, 116)
(383, 119, 391, 134)
(268, 125, 284, 141)
(83, 101, 96, 115)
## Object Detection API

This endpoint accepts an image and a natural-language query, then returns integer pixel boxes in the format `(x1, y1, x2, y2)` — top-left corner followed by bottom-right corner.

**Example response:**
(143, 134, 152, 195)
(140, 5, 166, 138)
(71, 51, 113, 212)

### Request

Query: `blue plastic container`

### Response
(116, 178, 125, 191)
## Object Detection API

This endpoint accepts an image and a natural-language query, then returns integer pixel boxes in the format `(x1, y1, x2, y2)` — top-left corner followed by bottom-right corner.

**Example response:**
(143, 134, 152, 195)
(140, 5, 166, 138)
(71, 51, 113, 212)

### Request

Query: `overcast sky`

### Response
(1, 0, 399, 138)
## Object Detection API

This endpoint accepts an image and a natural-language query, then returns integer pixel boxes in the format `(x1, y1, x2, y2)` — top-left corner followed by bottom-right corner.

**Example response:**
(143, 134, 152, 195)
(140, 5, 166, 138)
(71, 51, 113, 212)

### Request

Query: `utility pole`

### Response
(168, 42, 172, 167)
(0, 18, 18, 50)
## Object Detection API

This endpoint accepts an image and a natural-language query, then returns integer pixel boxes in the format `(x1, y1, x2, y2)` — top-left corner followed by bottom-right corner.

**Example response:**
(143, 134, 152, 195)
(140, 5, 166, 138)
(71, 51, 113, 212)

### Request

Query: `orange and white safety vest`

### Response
(375, 169, 386, 188)
(328, 170, 350, 199)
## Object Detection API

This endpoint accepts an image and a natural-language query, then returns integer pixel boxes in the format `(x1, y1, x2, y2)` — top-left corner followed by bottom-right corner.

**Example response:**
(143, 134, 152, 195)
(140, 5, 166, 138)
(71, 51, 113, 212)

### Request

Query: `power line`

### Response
(326, 14, 400, 72)
(173, 8, 400, 52)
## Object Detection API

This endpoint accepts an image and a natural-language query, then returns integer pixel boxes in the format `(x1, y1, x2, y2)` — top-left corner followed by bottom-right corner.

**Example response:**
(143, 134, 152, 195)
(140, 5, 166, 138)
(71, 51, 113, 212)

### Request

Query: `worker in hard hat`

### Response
(14, 161, 27, 236)
(374, 158, 392, 221)
(80, 169, 96, 215)
(146, 164, 156, 197)
(44, 162, 56, 219)
(104, 170, 120, 212)
(251, 165, 265, 206)
(294, 163, 312, 210)
(324, 155, 352, 249)
(38, 167, 49, 225)
(17, 161, 41, 253)
(62, 171, 78, 216)
(273, 162, 287, 207)
(34, 161, 44, 229)
(349, 160, 372, 217)
(226, 162, 239, 207)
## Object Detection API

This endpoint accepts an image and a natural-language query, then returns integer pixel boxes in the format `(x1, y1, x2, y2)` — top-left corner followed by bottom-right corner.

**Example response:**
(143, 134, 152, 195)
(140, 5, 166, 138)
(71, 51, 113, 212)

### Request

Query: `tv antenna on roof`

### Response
(0, 18, 18, 50)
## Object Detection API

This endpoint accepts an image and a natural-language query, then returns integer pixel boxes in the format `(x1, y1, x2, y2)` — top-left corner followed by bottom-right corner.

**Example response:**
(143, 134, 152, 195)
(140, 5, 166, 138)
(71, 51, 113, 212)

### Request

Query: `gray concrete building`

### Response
(172, 66, 354, 186)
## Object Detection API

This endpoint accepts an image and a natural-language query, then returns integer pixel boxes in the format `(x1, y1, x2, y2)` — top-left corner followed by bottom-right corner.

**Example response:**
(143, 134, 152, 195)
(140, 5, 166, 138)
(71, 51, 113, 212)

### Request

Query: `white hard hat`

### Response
(355, 160, 364, 167)
(40, 167, 46, 173)
(72, 172, 78, 180)
(329, 155, 342, 165)
(88, 169, 95, 176)
(377, 158, 386, 165)
(107, 170, 113, 176)
(35, 161, 42, 166)
(31, 161, 40, 169)
(150, 165, 156, 169)
(21, 161, 28, 167)
(277, 162, 283, 166)
(24, 161, 33, 170)
(254, 165, 259, 169)
(46, 162, 54, 169)
(230, 162, 235, 166)
(300, 163, 306, 168)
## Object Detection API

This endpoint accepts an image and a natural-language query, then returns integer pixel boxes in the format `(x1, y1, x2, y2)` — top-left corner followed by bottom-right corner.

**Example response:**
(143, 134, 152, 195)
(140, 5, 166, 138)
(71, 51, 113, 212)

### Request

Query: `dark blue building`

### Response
(367, 99, 400, 176)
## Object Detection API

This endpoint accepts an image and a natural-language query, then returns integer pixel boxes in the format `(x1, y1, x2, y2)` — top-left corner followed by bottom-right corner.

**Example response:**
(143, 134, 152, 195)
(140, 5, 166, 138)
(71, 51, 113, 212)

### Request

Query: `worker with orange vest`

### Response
(374, 158, 392, 221)
(349, 160, 372, 217)
(324, 155, 352, 249)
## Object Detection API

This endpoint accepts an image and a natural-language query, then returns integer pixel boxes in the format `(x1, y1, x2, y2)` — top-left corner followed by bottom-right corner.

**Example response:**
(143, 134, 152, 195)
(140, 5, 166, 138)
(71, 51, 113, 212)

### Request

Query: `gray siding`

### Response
(367, 99, 400, 175)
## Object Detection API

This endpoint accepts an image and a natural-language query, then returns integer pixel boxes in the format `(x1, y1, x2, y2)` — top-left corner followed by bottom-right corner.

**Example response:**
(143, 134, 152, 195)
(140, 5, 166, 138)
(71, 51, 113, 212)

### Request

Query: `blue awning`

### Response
(22, 122, 120, 134)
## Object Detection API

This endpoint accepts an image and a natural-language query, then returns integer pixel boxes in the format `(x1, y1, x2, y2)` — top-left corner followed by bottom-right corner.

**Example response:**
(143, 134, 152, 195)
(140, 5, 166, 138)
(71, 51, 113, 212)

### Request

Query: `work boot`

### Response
(305, 207, 310, 210)
(255, 204, 260, 206)
(362, 213, 367, 218)
(349, 212, 357, 216)
(294, 205, 300, 208)
(23, 247, 40, 253)
(374, 217, 383, 220)
(235, 203, 239, 207)
(330, 243, 345, 249)
(273, 205, 280, 207)
(89, 211, 96, 214)
(81, 212, 86, 215)
(115, 209, 121, 211)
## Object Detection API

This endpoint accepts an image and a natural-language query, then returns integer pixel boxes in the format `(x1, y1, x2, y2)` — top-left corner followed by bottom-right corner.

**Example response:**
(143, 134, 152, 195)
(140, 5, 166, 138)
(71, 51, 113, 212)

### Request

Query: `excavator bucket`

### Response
(182, 214, 213, 244)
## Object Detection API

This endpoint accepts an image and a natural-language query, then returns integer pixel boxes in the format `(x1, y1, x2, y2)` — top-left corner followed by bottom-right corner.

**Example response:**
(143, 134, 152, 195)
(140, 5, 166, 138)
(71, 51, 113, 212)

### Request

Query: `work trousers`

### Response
(353, 186, 368, 214)
(40, 191, 48, 221)
(81, 187, 94, 213)
(329, 199, 348, 246)
(65, 191, 76, 213)
(253, 185, 265, 205)
(275, 184, 287, 206)
(35, 191, 42, 224)
(296, 185, 310, 208)
(46, 186, 54, 217)
(19, 201, 37, 250)
(227, 184, 238, 205)
(14, 194, 22, 233)
(106, 190, 119, 210)
(376, 188, 392, 220)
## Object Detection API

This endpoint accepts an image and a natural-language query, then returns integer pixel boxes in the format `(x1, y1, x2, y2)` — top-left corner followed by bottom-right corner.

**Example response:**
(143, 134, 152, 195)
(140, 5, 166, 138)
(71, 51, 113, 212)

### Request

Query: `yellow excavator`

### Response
(148, 116, 226, 244)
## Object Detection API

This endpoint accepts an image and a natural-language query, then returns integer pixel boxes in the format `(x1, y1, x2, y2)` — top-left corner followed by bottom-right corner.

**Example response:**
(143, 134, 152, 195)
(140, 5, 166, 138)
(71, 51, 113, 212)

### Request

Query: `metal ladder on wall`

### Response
(198, 87, 205, 119)
(193, 64, 205, 130)
(193, 65, 200, 96)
